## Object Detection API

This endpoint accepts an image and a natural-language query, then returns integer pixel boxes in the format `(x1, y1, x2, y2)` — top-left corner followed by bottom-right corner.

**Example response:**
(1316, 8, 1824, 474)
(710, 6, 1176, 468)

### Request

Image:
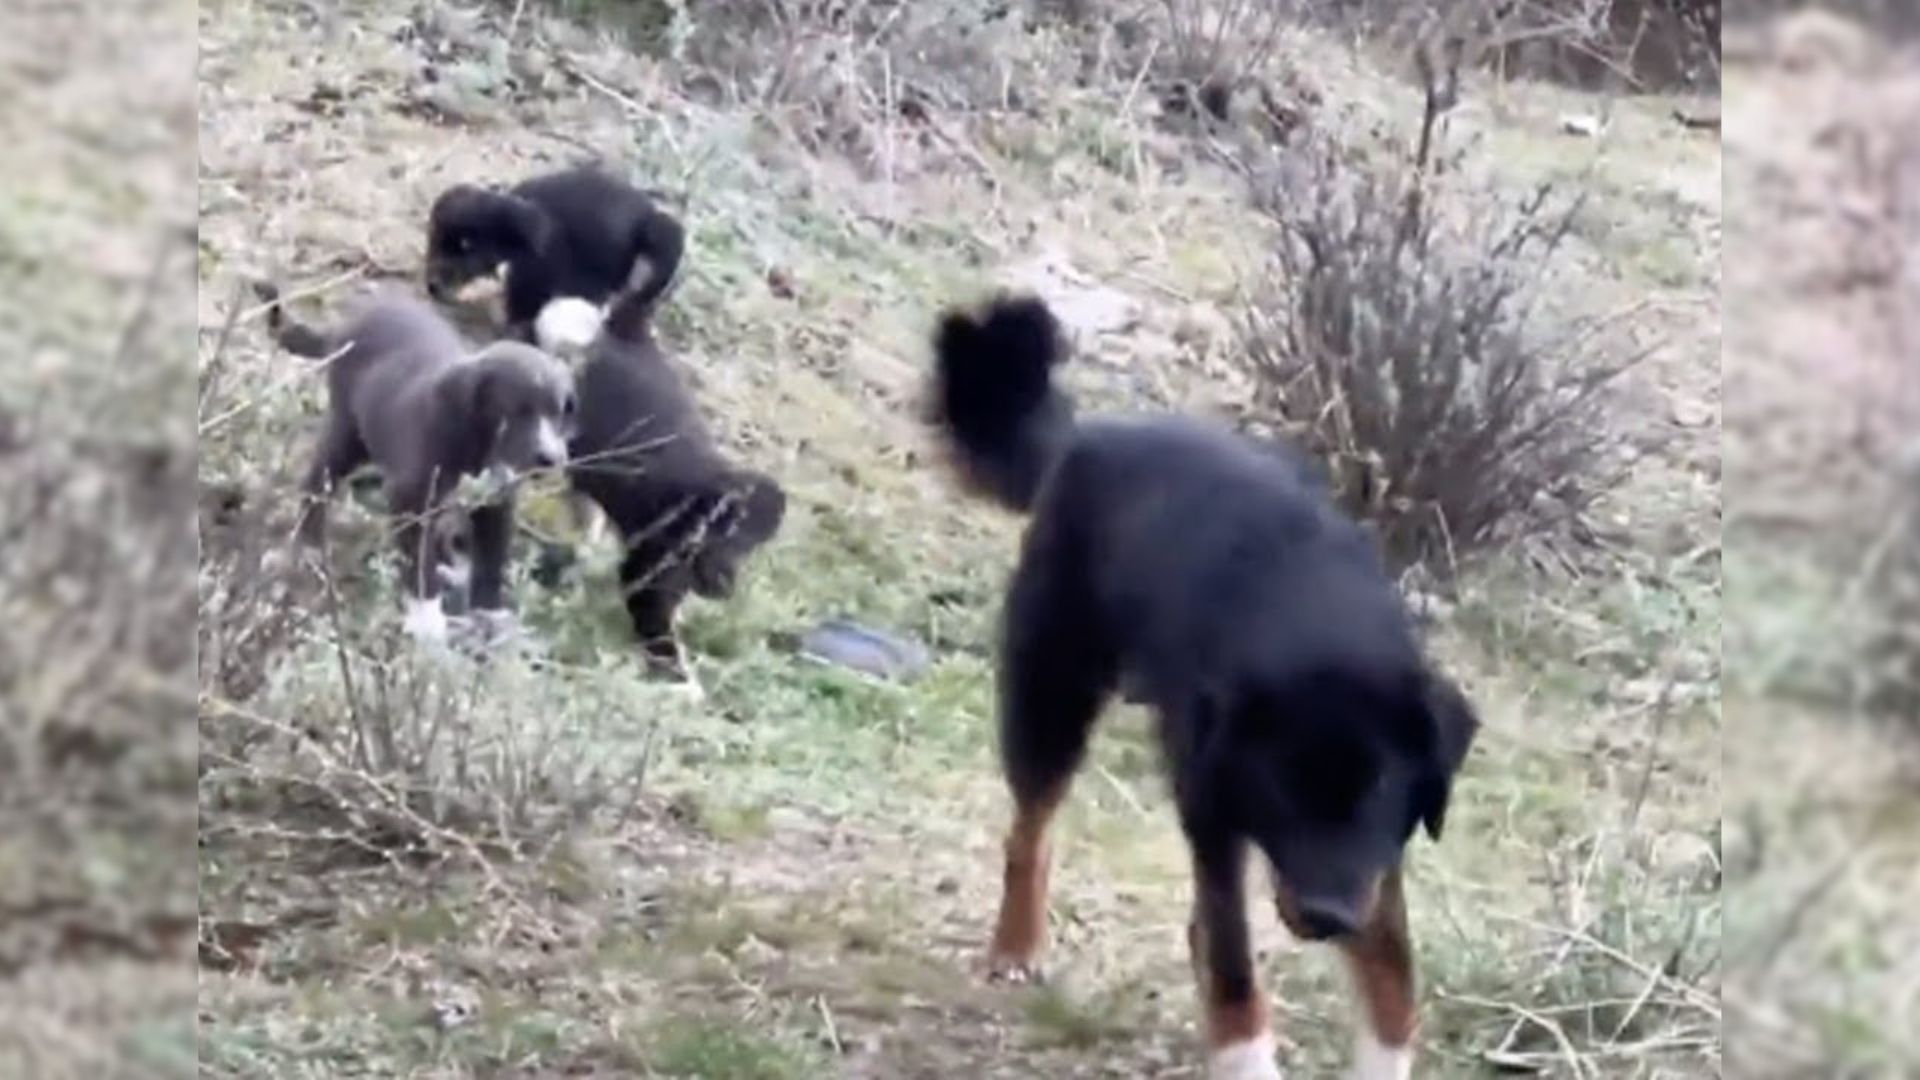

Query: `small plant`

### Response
(1238, 67, 1645, 573)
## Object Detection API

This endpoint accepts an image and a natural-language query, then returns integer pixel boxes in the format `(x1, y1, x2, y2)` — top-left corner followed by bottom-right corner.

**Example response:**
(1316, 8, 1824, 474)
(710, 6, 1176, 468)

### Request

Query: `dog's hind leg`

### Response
(1187, 839, 1283, 1080)
(1337, 866, 1416, 1080)
(985, 556, 1114, 984)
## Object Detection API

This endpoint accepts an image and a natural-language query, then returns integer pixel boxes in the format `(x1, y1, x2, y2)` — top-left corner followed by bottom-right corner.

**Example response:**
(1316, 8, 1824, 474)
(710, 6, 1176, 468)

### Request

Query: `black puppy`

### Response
(258, 283, 577, 645)
(930, 295, 1478, 1080)
(566, 285, 786, 676)
(424, 166, 685, 340)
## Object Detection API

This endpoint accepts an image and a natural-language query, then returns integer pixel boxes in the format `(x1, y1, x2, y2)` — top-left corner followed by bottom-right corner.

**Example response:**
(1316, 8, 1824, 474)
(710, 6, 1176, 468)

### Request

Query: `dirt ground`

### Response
(195, 1, 1722, 1077)
(1722, 10, 1920, 1076)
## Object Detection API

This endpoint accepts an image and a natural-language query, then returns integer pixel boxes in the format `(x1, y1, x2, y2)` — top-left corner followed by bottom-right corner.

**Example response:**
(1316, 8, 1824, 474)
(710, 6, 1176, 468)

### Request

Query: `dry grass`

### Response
(1722, 10, 1920, 1075)
(0, 1, 197, 1075)
(194, 0, 1720, 1076)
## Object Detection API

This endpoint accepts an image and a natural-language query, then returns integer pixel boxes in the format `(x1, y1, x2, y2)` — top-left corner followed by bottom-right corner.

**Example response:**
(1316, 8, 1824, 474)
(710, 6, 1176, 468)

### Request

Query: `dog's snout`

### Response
(1289, 897, 1360, 942)
(534, 419, 569, 469)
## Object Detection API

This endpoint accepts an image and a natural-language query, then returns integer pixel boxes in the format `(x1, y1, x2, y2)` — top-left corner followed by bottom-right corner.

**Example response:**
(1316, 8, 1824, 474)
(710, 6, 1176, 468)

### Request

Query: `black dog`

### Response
(258, 283, 577, 645)
(566, 284, 786, 676)
(424, 166, 685, 340)
(930, 295, 1478, 1080)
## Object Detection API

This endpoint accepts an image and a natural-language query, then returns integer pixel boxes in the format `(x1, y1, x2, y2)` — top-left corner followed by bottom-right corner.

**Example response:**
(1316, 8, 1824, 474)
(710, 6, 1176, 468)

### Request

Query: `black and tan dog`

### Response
(563, 283, 785, 677)
(257, 283, 577, 645)
(424, 165, 685, 345)
(929, 295, 1478, 1080)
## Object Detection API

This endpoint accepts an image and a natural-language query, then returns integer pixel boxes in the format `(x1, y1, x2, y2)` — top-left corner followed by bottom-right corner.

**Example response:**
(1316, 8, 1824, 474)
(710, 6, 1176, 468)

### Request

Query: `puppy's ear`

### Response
(625, 208, 686, 308)
(440, 359, 503, 461)
(1412, 668, 1479, 841)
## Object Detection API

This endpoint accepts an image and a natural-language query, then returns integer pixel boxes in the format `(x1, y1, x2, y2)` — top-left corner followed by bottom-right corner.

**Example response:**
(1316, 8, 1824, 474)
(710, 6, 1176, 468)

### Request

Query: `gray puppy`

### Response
(255, 283, 577, 644)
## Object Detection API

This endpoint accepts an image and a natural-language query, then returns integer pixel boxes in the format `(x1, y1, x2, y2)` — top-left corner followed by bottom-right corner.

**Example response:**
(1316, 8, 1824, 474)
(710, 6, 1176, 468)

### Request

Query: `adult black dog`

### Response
(258, 283, 576, 646)
(425, 165, 685, 341)
(930, 294, 1478, 1080)
(565, 283, 786, 677)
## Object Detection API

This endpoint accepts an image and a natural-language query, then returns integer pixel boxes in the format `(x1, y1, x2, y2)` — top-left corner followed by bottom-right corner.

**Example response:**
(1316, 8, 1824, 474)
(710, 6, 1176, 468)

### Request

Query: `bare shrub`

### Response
(1156, 0, 1294, 104)
(1238, 88, 1643, 573)
(634, 0, 1046, 178)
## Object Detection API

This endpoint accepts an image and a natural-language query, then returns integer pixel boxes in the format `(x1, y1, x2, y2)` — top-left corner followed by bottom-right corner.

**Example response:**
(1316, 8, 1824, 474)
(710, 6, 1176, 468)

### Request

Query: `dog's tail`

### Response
(929, 294, 1075, 514)
(251, 281, 333, 358)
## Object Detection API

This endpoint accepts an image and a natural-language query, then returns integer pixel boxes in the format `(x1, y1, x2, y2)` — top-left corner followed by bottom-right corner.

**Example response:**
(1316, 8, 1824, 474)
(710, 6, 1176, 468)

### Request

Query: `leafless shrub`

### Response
(1156, 0, 1294, 106)
(637, 0, 1041, 179)
(1238, 72, 1644, 573)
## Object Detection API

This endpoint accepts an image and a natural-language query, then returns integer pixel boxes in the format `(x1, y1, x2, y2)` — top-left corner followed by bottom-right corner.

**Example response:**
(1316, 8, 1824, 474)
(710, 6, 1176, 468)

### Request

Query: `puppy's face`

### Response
(689, 472, 787, 600)
(425, 185, 550, 300)
(462, 343, 578, 477)
(1222, 667, 1478, 941)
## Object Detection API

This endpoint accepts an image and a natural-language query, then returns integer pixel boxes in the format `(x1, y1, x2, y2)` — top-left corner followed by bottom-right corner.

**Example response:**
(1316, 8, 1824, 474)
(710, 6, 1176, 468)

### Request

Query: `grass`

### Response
(194, 0, 1723, 1076)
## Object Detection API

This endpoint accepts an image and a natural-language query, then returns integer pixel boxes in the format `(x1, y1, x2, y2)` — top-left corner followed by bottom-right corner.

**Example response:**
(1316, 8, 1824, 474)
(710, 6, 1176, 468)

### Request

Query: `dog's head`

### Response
(449, 342, 578, 478)
(425, 184, 555, 300)
(688, 471, 787, 599)
(1208, 663, 1478, 942)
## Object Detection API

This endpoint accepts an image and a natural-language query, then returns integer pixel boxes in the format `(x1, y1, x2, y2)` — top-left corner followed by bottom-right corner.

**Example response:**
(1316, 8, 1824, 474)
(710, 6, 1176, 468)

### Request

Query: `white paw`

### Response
(1350, 1032, 1412, 1080)
(1208, 1035, 1284, 1080)
(403, 596, 451, 647)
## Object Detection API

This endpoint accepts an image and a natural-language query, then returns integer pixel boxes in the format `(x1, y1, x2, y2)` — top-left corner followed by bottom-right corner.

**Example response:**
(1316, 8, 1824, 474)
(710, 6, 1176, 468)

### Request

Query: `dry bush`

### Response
(1239, 99, 1643, 573)
(1155, 0, 1295, 103)
(631, 0, 1050, 176)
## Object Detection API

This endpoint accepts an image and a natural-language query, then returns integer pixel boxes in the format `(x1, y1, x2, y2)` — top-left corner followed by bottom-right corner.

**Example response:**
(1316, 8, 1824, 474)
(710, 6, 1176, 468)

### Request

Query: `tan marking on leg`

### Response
(986, 789, 1063, 982)
(1339, 867, 1417, 1063)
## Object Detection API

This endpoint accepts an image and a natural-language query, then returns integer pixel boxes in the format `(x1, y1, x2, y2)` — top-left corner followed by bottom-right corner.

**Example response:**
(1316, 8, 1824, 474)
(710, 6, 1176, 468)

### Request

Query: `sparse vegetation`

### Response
(192, 0, 1721, 1076)
(1722, 7, 1920, 1075)
(1239, 121, 1639, 572)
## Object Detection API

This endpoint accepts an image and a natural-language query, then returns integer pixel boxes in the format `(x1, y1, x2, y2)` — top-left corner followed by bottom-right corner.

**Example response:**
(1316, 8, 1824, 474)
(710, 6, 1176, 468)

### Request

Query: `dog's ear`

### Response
(1411, 668, 1479, 841)
(625, 208, 686, 308)
(440, 358, 503, 461)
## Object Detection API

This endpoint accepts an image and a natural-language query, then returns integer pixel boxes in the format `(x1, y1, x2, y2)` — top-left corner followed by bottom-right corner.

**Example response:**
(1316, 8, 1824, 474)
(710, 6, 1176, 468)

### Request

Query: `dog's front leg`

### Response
(1337, 866, 1416, 1080)
(389, 484, 451, 647)
(1189, 839, 1283, 1080)
(466, 498, 515, 612)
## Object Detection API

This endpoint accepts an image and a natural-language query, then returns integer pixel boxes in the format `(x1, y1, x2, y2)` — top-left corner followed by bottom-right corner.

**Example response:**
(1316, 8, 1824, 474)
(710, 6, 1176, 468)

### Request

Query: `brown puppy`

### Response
(256, 283, 577, 644)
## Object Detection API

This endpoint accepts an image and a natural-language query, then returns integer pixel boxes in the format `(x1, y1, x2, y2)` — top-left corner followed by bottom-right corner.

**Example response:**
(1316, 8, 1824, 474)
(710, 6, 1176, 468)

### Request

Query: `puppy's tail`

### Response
(930, 293, 1075, 514)
(251, 281, 333, 358)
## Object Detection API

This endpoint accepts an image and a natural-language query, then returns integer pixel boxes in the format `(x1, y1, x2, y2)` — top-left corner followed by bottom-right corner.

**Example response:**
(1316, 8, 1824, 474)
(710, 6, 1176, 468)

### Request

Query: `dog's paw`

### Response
(1349, 1033, 1411, 1080)
(403, 597, 452, 648)
(1208, 1035, 1284, 1080)
(985, 953, 1045, 986)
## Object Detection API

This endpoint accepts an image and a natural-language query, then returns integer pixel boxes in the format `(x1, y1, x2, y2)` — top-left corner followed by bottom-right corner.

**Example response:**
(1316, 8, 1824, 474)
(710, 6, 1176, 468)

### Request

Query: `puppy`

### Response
(424, 165, 685, 339)
(566, 284, 786, 676)
(256, 283, 577, 644)
(930, 295, 1478, 1080)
